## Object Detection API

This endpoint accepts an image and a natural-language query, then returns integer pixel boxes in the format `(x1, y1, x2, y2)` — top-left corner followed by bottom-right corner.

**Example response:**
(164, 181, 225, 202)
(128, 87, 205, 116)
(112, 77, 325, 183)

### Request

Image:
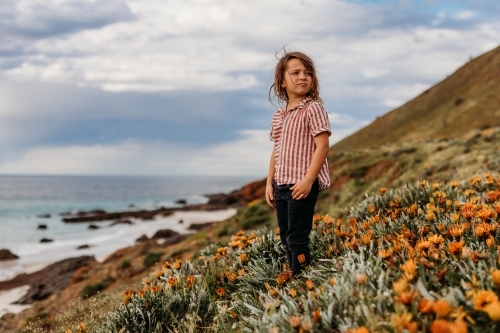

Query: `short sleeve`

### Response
(307, 102, 331, 137)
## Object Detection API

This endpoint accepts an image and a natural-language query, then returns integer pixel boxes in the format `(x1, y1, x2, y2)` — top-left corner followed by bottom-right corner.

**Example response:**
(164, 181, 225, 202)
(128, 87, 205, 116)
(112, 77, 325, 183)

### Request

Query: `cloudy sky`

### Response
(0, 0, 498, 176)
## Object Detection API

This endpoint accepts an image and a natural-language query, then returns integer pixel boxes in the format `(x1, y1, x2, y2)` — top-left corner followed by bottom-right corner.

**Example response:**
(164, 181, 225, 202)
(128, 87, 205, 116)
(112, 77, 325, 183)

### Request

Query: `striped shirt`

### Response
(270, 97, 331, 191)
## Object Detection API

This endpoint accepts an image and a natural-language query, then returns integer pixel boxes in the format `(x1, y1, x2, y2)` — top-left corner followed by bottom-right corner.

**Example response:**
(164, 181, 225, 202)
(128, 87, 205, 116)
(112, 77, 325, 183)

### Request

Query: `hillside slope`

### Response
(332, 45, 500, 152)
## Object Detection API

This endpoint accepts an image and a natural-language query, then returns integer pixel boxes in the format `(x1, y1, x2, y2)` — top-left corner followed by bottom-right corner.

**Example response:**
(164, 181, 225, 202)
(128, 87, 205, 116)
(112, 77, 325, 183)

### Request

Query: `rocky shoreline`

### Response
(0, 177, 266, 319)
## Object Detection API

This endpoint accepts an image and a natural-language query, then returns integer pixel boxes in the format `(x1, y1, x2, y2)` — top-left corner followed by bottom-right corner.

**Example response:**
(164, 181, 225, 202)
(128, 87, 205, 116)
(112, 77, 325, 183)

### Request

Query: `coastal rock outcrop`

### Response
(151, 229, 179, 239)
(15, 256, 96, 304)
(0, 249, 19, 261)
(37, 224, 47, 230)
(40, 238, 53, 243)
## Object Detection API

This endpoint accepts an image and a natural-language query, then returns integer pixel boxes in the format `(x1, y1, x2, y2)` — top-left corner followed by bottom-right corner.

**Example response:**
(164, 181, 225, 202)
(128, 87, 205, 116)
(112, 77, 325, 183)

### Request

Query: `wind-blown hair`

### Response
(269, 49, 322, 106)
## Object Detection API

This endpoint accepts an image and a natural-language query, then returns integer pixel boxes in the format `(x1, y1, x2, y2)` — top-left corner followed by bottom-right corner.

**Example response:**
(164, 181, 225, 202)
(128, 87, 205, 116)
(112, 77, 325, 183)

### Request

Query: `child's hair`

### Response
(269, 49, 322, 106)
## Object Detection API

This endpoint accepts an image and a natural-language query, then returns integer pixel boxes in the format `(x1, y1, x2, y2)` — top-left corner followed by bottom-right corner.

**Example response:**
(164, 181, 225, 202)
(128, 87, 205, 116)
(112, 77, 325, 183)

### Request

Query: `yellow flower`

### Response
(288, 288, 297, 298)
(486, 235, 496, 247)
(394, 290, 418, 305)
(276, 271, 291, 285)
(447, 241, 464, 255)
(264, 282, 278, 297)
(78, 323, 87, 333)
(329, 277, 335, 286)
(448, 224, 464, 237)
(228, 272, 237, 283)
(380, 188, 387, 194)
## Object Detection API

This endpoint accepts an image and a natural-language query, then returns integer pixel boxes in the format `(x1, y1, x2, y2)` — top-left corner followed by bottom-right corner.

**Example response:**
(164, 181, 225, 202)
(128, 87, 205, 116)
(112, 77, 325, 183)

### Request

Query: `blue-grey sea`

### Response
(0, 175, 254, 281)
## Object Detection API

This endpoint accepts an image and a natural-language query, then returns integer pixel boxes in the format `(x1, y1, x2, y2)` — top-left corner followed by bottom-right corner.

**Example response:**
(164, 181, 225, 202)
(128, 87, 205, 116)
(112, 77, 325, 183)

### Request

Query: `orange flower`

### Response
(228, 272, 237, 283)
(297, 254, 306, 264)
(329, 277, 335, 286)
(481, 301, 500, 322)
(216, 287, 225, 297)
(78, 323, 86, 333)
(289, 316, 301, 328)
(392, 278, 408, 294)
(305, 279, 315, 291)
(186, 275, 195, 288)
(400, 259, 417, 281)
(419, 299, 435, 314)
(486, 235, 496, 247)
(288, 288, 297, 298)
(491, 270, 500, 286)
(433, 299, 452, 317)
(379, 248, 393, 259)
(276, 271, 291, 285)
(473, 290, 498, 310)
(429, 319, 452, 333)
(356, 273, 368, 284)
(447, 241, 464, 255)
(312, 309, 321, 323)
(238, 268, 245, 276)
(168, 277, 177, 287)
(390, 312, 417, 333)
(380, 188, 387, 194)
(239, 253, 248, 264)
(428, 234, 445, 246)
(474, 223, 491, 237)
(348, 327, 370, 333)
(394, 290, 418, 305)
(264, 282, 278, 297)
(448, 224, 464, 237)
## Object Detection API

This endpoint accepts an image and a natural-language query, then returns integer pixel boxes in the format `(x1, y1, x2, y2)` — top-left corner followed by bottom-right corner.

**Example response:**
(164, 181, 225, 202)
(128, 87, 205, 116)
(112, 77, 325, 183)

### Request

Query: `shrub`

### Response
(143, 252, 161, 267)
(120, 259, 131, 270)
(81, 281, 106, 299)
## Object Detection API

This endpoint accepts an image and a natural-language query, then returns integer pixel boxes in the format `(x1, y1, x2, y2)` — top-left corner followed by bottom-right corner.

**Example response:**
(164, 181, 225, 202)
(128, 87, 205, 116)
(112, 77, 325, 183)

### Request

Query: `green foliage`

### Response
(120, 259, 131, 270)
(143, 252, 161, 267)
(235, 202, 270, 229)
(81, 281, 106, 299)
(89, 174, 500, 332)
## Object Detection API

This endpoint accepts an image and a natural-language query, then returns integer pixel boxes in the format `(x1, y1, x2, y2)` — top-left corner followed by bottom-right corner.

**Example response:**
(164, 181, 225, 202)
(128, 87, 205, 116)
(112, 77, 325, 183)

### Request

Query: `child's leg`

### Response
(274, 184, 293, 271)
(286, 180, 319, 276)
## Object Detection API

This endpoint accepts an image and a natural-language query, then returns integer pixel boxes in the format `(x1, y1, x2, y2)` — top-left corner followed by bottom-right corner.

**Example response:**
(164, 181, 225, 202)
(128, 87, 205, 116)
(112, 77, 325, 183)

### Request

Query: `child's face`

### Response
(281, 58, 313, 100)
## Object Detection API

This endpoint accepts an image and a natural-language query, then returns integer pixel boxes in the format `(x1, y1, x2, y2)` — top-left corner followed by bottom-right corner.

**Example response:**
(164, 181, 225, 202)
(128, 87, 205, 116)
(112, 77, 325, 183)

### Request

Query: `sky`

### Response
(0, 0, 498, 177)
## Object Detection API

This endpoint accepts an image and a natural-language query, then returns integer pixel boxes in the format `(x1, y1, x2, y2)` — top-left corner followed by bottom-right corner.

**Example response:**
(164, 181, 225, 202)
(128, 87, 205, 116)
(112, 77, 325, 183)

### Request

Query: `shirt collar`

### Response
(279, 96, 312, 114)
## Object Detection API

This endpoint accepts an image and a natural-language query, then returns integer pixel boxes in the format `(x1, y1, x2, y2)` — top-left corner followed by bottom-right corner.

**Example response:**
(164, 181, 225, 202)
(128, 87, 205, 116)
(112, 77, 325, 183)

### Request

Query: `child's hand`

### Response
(290, 179, 313, 200)
(265, 183, 275, 208)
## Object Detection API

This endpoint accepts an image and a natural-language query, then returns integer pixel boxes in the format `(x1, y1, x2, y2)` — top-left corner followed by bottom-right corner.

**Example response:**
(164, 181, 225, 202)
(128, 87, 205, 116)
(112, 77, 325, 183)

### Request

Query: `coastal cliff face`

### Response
(1, 46, 499, 332)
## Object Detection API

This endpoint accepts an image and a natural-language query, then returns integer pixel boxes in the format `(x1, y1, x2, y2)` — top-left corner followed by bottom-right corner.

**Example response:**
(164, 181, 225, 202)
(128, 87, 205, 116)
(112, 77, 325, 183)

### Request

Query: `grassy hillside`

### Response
(332, 45, 500, 152)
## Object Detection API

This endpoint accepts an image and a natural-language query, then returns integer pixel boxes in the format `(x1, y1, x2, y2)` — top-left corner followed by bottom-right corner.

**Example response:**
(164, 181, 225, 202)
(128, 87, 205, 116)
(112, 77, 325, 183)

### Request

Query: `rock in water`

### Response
(15, 256, 96, 304)
(151, 229, 180, 239)
(77, 245, 90, 250)
(136, 235, 149, 242)
(0, 249, 19, 261)
(110, 219, 133, 227)
(88, 224, 100, 230)
(37, 224, 47, 230)
(37, 213, 51, 218)
(175, 199, 187, 205)
(40, 238, 53, 243)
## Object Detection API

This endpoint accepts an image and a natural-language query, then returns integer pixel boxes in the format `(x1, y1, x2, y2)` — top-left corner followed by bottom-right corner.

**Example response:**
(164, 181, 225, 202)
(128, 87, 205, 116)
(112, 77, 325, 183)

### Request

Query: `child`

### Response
(266, 50, 331, 277)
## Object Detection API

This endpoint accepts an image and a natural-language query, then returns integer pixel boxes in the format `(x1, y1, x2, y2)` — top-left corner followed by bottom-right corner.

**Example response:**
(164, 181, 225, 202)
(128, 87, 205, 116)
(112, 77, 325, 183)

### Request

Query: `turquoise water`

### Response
(0, 175, 254, 280)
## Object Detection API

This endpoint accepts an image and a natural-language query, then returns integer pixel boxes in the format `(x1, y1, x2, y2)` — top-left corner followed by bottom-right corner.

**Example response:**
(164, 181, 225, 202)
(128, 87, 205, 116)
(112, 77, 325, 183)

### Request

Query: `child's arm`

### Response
(290, 132, 329, 200)
(266, 148, 276, 208)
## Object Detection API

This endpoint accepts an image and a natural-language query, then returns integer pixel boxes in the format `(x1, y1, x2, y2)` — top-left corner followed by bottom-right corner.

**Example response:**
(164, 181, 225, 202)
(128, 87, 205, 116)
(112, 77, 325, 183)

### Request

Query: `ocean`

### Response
(0, 175, 254, 281)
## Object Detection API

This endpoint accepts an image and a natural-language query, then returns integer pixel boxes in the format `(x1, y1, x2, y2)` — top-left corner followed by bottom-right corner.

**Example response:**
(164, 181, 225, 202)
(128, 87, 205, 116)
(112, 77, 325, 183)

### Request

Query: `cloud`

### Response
(0, 130, 273, 176)
(0, 0, 499, 175)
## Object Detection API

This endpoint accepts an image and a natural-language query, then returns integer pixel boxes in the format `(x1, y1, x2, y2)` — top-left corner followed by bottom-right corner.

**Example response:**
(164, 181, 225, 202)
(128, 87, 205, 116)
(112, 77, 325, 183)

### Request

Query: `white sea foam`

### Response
(0, 209, 236, 282)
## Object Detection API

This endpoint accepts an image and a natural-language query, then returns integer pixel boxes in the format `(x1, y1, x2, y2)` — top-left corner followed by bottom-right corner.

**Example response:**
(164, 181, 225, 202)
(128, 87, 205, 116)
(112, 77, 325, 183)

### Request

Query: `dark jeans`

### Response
(274, 179, 319, 276)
